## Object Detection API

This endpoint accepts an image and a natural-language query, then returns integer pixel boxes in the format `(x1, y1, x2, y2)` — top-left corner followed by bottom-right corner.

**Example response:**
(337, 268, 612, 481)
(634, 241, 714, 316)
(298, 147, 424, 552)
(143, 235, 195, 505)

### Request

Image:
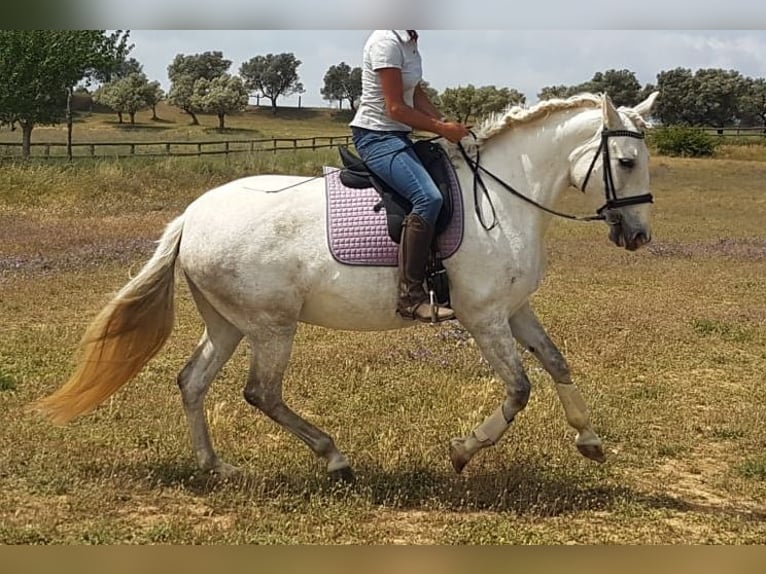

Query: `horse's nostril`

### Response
(633, 231, 651, 248)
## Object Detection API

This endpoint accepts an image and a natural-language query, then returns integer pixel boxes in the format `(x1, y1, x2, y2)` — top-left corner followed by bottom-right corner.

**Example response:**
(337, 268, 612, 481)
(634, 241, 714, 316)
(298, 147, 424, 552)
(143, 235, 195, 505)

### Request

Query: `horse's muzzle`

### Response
(609, 223, 651, 251)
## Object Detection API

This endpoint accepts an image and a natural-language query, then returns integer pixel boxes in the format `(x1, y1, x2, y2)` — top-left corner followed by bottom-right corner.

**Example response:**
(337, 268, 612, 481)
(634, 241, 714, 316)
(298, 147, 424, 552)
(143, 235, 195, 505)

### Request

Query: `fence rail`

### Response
(700, 126, 766, 137)
(0, 135, 354, 160)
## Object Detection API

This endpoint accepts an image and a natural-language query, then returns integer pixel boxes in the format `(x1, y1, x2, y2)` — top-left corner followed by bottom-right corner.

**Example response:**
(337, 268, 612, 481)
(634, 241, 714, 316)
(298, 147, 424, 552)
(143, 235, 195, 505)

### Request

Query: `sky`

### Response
(126, 29, 766, 109)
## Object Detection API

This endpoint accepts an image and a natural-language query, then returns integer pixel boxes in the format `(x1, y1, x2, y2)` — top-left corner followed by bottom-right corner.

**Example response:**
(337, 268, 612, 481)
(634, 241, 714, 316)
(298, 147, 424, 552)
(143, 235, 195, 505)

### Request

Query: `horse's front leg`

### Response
(449, 315, 531, 474)
(509, 302, 605, 463)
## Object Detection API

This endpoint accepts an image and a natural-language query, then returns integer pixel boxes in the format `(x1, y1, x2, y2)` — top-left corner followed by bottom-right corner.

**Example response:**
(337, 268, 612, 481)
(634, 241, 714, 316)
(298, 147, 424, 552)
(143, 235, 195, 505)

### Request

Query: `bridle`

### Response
(457, 126, 654, 231)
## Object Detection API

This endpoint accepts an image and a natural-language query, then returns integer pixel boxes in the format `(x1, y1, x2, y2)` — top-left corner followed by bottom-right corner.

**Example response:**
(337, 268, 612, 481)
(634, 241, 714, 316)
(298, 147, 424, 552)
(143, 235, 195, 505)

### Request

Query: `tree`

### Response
(168, 51, 231, 125)
(440, 84, 524, 123)
(91, 30, 134, 84)
(0, 30, 125, 158)
(321, 61, 362, 110)
(93, 72, 151, 125)
(655, 68, 697, 125)
(190, 74, 249, 130)
(692, 68, 749, 128)
(537, 85, 572, 100)
(655, 67, 749, 127)
(240, 53, 304, 114)
(143, 80, 164, 121)
(573, 69, 642, 107)
(419, 80, 441, 108)
(740, 77, 766, 129)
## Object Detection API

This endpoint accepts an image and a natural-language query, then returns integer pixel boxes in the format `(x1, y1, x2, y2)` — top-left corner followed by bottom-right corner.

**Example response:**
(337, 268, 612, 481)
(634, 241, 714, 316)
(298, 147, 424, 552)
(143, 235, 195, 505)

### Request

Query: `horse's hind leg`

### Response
(509, 302, 605, 463)
(177, 283, 243, 477)
(242, 323, 353, 480)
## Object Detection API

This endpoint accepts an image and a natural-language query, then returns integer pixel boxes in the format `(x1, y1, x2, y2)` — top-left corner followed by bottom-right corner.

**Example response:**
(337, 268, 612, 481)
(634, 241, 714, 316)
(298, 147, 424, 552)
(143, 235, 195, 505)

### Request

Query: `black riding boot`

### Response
(397, 213, 455, 323)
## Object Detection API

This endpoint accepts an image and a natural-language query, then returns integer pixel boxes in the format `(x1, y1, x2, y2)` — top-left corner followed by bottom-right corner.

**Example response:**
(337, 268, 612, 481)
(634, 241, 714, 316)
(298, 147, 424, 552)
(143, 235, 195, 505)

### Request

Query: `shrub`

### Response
(649, 126, 717, 157)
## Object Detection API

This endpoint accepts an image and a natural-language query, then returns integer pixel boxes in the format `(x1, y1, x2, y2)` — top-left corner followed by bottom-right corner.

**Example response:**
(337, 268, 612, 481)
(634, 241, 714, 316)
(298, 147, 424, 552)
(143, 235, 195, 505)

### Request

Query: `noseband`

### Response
(457, 126, 654, 231)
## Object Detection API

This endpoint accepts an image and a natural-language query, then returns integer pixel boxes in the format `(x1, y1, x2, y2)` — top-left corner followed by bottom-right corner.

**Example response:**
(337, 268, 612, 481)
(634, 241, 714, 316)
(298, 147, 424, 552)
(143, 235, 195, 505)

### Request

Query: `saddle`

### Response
(336, 140, 457, 308)
(337, 140, 453, 244)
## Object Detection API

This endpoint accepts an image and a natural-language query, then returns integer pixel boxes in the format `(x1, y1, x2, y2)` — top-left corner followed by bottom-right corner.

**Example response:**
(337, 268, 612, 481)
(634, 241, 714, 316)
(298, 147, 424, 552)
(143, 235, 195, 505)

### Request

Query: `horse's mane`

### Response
(473, 92, 650, 144)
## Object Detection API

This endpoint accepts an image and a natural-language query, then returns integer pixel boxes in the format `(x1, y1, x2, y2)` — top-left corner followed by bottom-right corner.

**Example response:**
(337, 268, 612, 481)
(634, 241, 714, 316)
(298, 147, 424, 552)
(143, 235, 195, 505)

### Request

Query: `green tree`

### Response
(441, 84, 524, 123)
(573, 69, 642, 107)
(0, 30, 123, 157)
(655, 68, 697, 125)
(320, 61, 362, 111)
(419, 80, 441, 107)
(240, 53, 304, 114)
(190, 74, 249, 130)
(167, 51, 231, 125)
(143, 80, 165, 121)
(740, 77, 766, 129)
(692, 68, 749, 128)
(537, 85, 572, 100)
(92, 30, 134, 83)
(93, 72, 151, 125)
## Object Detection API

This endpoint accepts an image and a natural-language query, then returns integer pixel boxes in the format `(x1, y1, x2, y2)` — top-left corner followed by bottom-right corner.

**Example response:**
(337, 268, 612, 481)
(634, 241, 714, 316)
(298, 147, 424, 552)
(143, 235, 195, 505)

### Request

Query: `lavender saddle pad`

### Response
(324, 165, 464, 266)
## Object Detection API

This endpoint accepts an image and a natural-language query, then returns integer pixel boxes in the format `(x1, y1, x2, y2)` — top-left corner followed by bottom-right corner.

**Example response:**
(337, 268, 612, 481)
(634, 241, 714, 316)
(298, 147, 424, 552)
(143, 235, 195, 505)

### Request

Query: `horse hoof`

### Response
(577, 443, 607, 463)
(449, 438, 470, 474)
(329, 466, 356, 484)
(205, 462, 244, 483)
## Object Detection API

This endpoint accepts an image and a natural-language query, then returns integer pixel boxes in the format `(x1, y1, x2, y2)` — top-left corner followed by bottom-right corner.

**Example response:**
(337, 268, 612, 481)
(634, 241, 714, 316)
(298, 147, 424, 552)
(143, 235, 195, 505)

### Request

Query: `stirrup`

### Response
(398, 290, 455, 324)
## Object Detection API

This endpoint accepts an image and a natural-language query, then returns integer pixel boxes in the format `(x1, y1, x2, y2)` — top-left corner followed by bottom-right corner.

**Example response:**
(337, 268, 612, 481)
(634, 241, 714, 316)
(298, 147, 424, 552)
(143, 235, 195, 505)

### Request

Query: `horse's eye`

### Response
(618, 158, 635, 169)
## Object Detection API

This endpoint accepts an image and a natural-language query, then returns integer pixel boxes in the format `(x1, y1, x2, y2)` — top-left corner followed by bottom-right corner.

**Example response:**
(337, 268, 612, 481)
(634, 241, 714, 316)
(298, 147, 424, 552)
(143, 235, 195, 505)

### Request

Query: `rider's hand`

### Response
(438, 120, 471, 143)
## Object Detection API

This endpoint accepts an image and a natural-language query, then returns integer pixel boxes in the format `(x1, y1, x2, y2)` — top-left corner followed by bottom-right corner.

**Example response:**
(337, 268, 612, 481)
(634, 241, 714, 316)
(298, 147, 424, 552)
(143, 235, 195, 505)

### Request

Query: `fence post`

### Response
(44, 144, 50, 158)
(89, 144, 95, 157)
(166, 143, 171, 155)
(130, 143, 136, 155)
(273, 139, 277, 154)
(197, 143, 202, 155)
(225, 141, 230, 156)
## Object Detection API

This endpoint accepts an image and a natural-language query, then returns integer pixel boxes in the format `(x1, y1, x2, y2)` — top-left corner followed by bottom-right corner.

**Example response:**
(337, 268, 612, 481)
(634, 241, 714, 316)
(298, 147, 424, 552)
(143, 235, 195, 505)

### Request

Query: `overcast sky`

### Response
(126, 29, 766, 109)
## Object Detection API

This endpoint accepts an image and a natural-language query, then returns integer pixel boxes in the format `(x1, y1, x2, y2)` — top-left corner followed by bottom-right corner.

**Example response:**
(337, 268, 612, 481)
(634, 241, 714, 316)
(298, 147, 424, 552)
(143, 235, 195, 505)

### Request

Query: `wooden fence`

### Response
(0, 135, 354, 160)
(700, 126, 766, 137)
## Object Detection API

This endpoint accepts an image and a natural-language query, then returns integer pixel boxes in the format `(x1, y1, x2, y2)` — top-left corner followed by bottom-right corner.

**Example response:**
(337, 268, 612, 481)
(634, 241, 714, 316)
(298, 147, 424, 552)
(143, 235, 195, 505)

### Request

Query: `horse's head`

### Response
(572, 92, 659, 251)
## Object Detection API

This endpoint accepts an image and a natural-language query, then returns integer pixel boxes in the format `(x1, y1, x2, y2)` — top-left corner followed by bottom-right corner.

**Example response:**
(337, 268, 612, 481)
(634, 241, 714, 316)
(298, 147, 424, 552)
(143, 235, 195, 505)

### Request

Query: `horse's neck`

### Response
(467, 108, 600, 235)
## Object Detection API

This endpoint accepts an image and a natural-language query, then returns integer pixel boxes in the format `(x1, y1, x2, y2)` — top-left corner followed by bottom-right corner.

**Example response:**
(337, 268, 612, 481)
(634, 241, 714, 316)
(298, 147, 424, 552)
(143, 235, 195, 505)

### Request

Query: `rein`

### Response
(457, 127, 654, 231)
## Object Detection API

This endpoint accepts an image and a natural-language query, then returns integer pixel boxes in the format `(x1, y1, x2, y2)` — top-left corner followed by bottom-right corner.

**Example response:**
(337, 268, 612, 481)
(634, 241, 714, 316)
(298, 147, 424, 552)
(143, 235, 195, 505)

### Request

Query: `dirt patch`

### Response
(648, 238, 766, 261)
(0, 237, 154, 277)
(631, 442, 765, 518)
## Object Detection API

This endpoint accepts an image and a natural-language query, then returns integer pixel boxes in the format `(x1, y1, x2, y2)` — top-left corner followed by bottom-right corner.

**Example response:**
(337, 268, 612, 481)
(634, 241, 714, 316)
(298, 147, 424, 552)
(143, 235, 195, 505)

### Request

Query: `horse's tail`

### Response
(32, 215, 185, 425)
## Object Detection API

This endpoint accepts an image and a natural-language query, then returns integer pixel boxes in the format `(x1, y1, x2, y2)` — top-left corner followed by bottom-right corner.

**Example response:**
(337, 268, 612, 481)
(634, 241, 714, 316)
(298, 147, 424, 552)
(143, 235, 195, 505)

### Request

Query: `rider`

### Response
(350, 30, 471, 323)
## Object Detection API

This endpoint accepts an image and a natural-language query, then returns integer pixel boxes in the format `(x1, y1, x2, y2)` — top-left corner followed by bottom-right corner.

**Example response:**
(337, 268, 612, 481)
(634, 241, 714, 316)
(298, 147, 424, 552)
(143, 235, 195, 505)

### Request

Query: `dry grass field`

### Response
(0, 110, 765, 544)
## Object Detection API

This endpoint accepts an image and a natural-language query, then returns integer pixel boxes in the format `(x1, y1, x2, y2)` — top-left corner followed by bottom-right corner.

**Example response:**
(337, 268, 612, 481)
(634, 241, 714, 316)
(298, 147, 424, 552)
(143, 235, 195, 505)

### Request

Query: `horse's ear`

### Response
(601, 94, 621, 128)
(633, 91, 660, 120)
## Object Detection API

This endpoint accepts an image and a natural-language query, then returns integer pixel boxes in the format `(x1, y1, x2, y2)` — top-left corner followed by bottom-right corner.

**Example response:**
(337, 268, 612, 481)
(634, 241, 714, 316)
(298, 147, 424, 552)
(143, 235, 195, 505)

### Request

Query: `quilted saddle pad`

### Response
(324, 165, 464, 266)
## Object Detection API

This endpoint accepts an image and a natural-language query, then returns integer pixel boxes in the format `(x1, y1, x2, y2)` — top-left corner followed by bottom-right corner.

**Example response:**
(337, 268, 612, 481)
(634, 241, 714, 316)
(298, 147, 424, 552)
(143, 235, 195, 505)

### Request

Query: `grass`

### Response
(0, 103, 355, 146)
(1, 120, 765, 543)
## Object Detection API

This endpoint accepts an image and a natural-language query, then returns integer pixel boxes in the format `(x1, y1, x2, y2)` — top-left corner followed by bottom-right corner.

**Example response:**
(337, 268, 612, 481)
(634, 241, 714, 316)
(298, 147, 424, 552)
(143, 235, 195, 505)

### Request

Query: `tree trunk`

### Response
(270, 98, 278, 115)
(218, 113, 225, 130)
(129, 112, 136, 125)
(66, 87, 73, 161)
(187, 109, 199, 125)
(151, 105, 158, 120)
(21, 122, 33, 158)
(117, 112, 123, 124)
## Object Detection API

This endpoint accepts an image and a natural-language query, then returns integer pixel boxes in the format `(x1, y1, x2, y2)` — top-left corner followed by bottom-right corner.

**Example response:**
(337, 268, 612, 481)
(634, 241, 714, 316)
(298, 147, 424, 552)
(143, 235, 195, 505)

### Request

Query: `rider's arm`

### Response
(378, 68, 469, 144)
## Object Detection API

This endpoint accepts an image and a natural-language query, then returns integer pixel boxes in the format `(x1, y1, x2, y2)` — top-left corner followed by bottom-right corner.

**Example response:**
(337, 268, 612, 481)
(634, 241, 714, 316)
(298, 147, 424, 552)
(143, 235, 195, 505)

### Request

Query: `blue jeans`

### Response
(351, 127, 443, 226)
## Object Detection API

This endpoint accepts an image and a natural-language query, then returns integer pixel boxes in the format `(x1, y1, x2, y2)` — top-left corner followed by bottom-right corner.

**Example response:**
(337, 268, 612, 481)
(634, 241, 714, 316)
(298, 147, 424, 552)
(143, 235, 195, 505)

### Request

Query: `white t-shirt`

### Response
(349, 30, 422, 133)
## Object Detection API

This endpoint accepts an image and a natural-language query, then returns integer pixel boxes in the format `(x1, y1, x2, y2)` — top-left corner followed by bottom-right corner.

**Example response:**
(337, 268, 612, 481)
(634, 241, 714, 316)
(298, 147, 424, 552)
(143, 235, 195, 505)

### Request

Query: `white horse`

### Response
(35, 92, 659, 481)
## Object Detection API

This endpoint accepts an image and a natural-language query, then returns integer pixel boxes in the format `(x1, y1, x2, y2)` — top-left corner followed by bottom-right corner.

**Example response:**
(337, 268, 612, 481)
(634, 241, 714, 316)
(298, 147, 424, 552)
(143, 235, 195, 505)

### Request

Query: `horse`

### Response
(33, 91, 659, 481)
